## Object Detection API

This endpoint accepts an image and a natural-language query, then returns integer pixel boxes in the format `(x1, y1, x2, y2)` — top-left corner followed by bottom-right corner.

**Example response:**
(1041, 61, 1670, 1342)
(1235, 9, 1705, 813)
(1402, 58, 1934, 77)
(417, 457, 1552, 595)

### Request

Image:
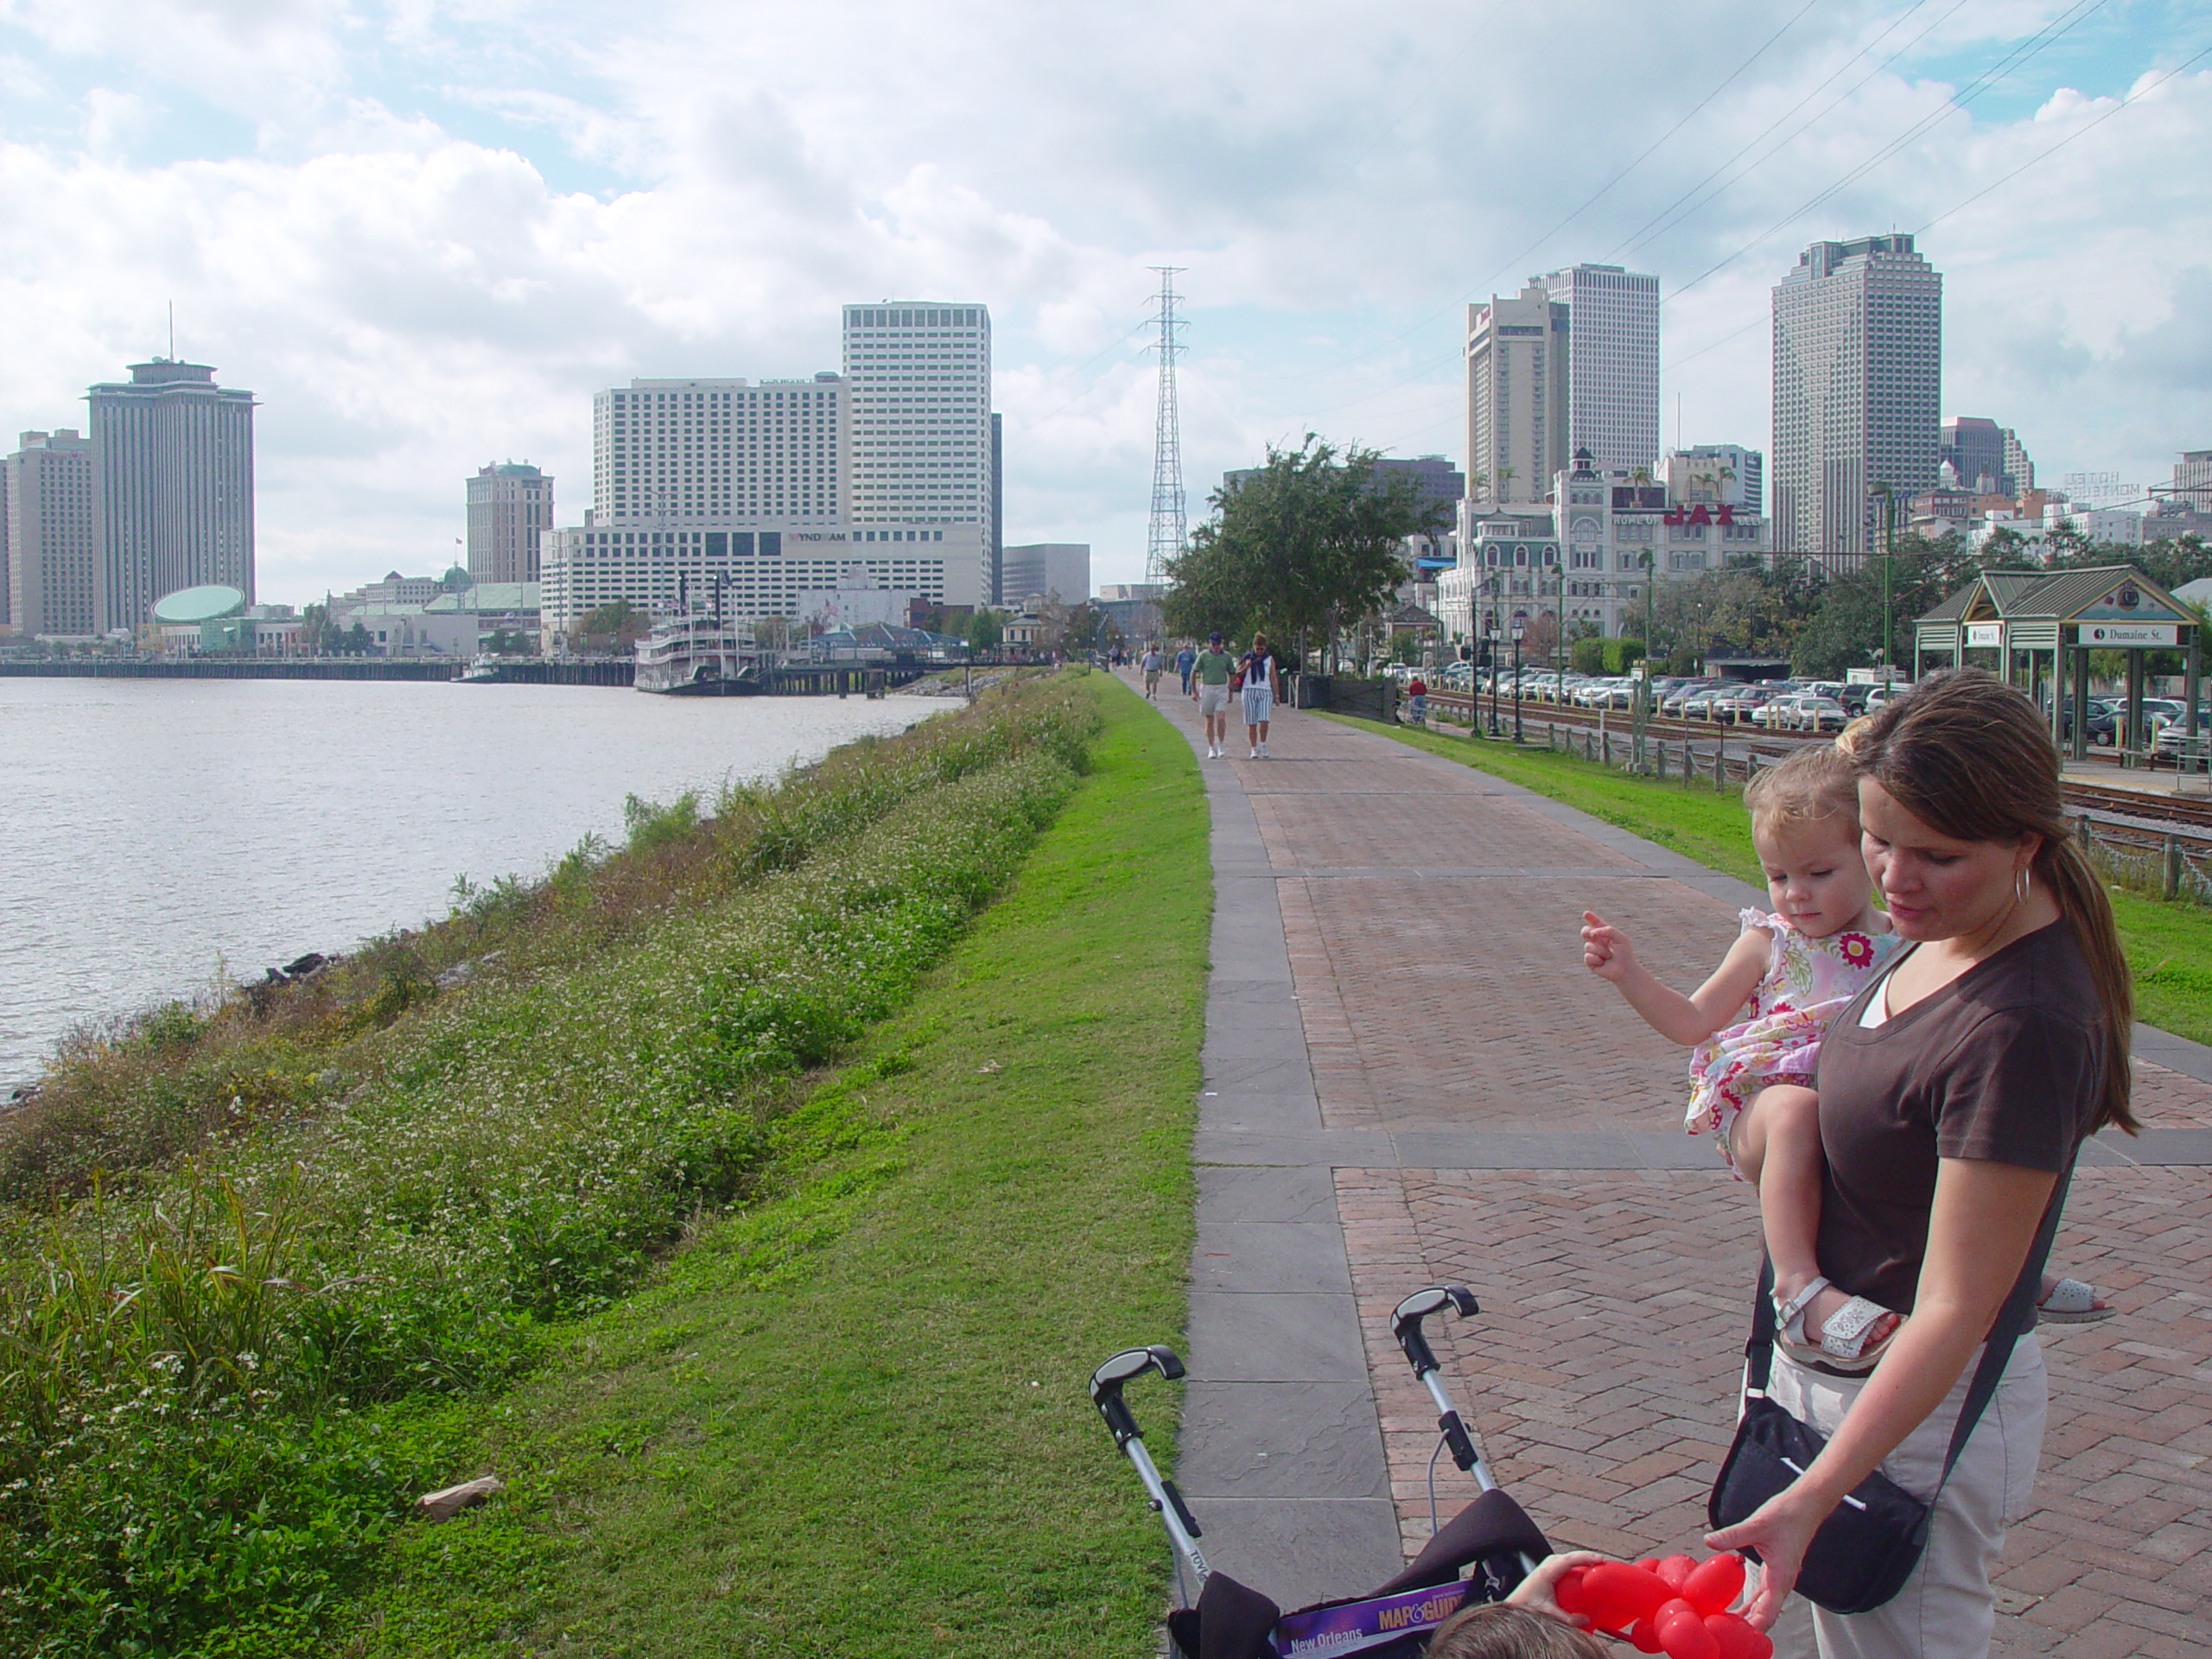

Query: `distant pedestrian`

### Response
(1193, 632, 1236, 759)
(1240, 633, 1276, 758)
(1175, 642, 1197, 697)
(1141, 645, 1163, 700)
(1406, 673, 1428, 727)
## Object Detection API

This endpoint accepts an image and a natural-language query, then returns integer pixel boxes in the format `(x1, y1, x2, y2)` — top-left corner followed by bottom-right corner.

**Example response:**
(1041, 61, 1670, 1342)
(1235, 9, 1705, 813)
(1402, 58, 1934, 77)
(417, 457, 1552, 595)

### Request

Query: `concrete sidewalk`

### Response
(1147, 676, 2211, 1656)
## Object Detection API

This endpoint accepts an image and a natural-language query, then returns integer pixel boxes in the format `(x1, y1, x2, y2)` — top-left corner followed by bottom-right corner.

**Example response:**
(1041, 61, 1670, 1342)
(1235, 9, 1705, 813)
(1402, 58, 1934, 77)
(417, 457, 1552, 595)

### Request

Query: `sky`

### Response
(2, 0, 2209, 603)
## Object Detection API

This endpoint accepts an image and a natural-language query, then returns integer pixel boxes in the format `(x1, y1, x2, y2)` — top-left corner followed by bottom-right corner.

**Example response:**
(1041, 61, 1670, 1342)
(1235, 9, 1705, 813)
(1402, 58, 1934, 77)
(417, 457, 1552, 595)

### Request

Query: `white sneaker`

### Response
(1259, 741, 1268, 757)
(1249, 747, 1258, 759)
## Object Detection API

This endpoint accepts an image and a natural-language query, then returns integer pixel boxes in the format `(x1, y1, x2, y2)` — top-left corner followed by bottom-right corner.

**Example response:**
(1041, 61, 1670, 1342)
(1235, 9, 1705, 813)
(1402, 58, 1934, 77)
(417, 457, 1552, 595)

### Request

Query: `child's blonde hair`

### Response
(1742, 739, 1860, 836)
(1424, 1603, 1607, 1659)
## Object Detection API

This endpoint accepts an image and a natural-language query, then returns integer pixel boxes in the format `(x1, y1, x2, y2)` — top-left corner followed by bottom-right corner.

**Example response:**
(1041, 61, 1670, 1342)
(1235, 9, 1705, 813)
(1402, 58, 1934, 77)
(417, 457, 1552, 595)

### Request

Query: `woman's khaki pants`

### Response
(1762, 1336, 2047, 1659)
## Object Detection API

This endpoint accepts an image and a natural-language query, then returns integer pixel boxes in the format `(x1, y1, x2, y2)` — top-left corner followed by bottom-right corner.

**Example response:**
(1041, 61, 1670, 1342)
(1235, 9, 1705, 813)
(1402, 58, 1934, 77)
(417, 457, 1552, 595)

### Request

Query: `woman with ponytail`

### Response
(1707, 669, 2134, 1657)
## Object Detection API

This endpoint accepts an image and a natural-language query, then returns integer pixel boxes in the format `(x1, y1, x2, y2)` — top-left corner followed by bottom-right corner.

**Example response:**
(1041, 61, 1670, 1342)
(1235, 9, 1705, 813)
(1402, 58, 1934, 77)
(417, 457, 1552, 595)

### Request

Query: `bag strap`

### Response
(1741, 1159, 2076, 1499)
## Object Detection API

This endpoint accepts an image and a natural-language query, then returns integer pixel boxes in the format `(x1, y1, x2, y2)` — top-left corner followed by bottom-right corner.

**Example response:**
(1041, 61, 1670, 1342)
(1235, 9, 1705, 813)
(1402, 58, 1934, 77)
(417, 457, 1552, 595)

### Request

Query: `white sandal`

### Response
(1776, 1275, 1899, 1373)
(2037, 1277, 2117, 1324)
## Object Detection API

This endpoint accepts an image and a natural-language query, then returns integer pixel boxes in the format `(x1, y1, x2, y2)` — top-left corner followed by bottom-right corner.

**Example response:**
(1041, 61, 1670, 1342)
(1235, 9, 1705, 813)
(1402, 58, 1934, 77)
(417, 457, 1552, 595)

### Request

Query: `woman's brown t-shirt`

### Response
(1813, 919, 2103, 1313)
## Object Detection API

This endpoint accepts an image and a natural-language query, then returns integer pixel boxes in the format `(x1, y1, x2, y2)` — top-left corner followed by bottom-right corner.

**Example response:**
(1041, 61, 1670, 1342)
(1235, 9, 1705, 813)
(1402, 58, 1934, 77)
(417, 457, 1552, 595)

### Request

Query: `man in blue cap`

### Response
(1192, 631, 1236, 758)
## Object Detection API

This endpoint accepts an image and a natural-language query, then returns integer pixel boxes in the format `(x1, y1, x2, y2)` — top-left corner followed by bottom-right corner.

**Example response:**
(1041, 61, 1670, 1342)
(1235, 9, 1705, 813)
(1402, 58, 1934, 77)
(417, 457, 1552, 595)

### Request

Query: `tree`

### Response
(1161, 435, 1448, 666)
(575, 600, 648, 651)
(965, 609, 1002, 652)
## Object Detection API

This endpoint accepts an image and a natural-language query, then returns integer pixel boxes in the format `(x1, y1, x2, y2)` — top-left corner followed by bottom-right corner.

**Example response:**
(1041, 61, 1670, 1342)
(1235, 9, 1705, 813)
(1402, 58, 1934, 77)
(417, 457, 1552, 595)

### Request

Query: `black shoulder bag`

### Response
(1707, 1164, 2072, 1615)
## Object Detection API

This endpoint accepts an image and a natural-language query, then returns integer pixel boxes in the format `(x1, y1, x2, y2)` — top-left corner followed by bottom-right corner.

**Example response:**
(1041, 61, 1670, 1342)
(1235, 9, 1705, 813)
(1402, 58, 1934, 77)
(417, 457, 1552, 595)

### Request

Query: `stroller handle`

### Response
(1089, 1344, 1209, 1584)
(1391, 1286, 1495, 1488)
(1391, 1285, 1478, 1377)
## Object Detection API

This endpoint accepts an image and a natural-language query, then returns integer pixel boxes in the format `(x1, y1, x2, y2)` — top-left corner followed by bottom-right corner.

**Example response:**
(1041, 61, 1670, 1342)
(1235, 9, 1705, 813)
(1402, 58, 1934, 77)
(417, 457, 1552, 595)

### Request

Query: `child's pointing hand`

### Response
(1580, 910, 1637, 980)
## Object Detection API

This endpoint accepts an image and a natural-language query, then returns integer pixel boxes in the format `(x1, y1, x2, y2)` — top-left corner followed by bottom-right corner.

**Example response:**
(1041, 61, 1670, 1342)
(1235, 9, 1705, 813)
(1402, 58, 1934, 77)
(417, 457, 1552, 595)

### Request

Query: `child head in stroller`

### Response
(1093, 1287, 1611, 1659)
(1425, 1554, 1609, 1658)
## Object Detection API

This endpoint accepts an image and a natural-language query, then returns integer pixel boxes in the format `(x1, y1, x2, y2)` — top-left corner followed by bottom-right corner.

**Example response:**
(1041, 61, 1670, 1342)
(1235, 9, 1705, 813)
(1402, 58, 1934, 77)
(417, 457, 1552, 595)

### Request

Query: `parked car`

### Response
(2109, 697, 2187, 741)
(2045, 697, 2117, 745)
(1778, 695, 1849, 733)
(1681, 687, 1727, 721)
(2153, 714, 2211, 765)
(1662, 680, 1721, 716)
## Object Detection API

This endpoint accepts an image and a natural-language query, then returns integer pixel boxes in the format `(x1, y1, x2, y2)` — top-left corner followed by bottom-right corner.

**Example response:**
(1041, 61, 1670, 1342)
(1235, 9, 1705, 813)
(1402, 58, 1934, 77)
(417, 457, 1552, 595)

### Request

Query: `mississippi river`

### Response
(0, 677, 936, 1084)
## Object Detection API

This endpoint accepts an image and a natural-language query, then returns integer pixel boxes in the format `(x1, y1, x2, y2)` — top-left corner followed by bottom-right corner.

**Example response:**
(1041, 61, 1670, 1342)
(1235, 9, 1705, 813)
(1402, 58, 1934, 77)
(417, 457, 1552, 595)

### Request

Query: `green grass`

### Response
(338, 676, 1210, 1656)
(1322, 711, 2212, 1048)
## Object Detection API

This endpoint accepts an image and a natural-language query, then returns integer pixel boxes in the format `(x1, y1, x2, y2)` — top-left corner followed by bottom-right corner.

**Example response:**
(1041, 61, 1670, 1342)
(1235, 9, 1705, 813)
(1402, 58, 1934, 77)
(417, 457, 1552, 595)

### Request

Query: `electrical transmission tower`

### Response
(1146, 267, 1187, 588)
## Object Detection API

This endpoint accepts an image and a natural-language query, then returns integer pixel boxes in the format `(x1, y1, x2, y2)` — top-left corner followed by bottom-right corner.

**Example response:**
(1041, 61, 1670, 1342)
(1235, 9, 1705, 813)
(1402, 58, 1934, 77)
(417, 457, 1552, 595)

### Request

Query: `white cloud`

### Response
(0, 1, 2205, 596)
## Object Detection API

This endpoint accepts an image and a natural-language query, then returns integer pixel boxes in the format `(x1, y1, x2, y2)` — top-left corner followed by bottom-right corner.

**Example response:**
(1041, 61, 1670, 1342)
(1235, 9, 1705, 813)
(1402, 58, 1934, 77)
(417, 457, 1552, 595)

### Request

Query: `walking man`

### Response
(1141, 643, 1163, 701)
(1240, 633, 1276, 758)
(1175, 641, 1197, 697)
(1193, 632, 1235, 759)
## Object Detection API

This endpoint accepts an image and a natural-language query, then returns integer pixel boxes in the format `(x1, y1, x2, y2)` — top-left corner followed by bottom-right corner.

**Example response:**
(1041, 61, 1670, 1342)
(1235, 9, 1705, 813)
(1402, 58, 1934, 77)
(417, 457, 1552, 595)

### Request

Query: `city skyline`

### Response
(0, 3, 2206, 603)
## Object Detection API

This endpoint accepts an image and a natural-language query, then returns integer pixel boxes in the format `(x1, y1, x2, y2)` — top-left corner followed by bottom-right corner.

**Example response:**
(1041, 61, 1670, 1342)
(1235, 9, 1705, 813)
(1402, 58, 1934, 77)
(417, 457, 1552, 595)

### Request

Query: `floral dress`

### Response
(1685, 908, 1900, 1173)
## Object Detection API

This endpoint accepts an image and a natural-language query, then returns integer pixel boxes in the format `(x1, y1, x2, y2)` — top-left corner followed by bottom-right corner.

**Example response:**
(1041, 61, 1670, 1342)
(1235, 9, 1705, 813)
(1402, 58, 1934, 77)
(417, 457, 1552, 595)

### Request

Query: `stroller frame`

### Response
(1091, 1285, 1551, 1659)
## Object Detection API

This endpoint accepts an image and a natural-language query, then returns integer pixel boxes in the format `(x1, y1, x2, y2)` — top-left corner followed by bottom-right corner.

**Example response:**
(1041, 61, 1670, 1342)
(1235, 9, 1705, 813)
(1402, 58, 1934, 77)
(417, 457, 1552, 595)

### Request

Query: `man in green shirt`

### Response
(1192, 632, 1236, 759)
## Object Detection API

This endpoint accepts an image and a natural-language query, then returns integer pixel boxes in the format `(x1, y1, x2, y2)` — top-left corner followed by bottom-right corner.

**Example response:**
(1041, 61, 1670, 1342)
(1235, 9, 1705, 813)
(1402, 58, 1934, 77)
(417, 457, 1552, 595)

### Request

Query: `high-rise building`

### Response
(1665, 444, 1764, 512)
(88, 359, 256, 632)
(5, 429, 99, 637)
(1223, 454, 1464, 517)
(593, 375, 847, 524)
(1537, 264, 1660, 476)
(1000, 543, 1090, 605)
(1465, 285, 1570, 506)
(841, 303, 992, 525)
(1771, 234, 1941, 561)
(990, 411, 1004, 604)
(467, 462, 555, 584)
(1938, 417, 2031, 497)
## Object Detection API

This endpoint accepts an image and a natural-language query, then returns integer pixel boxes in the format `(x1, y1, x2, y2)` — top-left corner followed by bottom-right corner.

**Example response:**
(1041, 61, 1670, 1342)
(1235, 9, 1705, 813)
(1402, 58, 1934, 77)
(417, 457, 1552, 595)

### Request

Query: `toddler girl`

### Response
(1580, 742, 1904, 1370)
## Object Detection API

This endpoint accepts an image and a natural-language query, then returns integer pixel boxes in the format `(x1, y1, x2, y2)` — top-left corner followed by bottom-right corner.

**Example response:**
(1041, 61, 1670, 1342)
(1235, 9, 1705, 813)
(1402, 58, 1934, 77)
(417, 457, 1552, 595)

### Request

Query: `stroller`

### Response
(1091, 1286, 1554, 1659)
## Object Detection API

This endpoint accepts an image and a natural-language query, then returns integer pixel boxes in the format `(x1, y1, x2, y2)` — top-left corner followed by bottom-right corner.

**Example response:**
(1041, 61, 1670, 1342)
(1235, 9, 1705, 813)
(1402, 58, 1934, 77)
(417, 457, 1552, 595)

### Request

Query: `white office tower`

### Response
(5, 429, 99, 637)
(842, 303, 992, 526)
(1001, 543, 1090, 605)
(1465, 286, 1569, 505)
(593, 375, 847, 524)
(467, 462, 555, 583)
(1771, 235, 1942, 562)
(88, 359, 256, 632)
(1537, 264, 1660, 476)
(1665, 444, 1764, 512)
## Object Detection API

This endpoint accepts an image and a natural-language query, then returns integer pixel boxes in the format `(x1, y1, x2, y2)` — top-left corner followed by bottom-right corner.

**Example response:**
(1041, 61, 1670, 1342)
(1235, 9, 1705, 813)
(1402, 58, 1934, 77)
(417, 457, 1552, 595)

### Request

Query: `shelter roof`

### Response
(1917, 563, 2196, 628)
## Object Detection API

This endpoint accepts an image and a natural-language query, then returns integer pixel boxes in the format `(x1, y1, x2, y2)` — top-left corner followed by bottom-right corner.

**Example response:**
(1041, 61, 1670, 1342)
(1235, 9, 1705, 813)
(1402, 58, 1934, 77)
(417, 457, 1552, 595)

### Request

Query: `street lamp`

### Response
(1510, 617, 1526, 744)
(1484, 575, 1502, 737)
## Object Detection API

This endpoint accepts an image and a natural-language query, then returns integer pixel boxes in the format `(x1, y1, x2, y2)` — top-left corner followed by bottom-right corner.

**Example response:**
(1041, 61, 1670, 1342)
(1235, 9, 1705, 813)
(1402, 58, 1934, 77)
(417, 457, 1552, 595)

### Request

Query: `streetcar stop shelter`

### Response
(1912, 564, 2200, 763)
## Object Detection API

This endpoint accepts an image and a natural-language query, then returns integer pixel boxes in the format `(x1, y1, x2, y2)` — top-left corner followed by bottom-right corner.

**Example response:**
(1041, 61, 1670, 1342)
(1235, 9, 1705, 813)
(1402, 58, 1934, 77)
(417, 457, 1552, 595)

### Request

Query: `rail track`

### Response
(1419, 690, 2212, 844)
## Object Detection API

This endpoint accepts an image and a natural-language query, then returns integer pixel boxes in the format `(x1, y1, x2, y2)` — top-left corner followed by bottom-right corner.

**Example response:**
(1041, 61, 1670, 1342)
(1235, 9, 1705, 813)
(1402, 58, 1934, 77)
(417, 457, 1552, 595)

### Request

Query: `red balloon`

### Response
(1683, 1552, 1748, 1615)
(1637, 1558, 1663, 1577)
(1705, 1613, 1759, 1659)
(1659, 1618, 1721, 1659)
(1656, 1554, 1699, 1591)
(1583, 1562, 1672, 1630)
(1745, 1630, 1774, 1659)
(1553, 1567, 1587, 1616)
(1628, 1617, 1664, 1654)
(1654, 1598, 1701, 1637)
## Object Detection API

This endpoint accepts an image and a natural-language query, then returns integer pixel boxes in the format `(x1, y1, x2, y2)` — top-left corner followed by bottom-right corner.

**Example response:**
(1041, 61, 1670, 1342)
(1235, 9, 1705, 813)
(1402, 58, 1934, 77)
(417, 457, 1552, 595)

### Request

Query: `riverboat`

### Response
(634, 611, 764, 696)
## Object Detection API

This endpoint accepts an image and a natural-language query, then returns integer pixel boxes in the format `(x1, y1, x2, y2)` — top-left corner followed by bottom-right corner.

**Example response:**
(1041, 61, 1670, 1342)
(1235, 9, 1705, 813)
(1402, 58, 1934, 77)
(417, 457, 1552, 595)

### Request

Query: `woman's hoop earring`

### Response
(2017, 867, 2032, 904)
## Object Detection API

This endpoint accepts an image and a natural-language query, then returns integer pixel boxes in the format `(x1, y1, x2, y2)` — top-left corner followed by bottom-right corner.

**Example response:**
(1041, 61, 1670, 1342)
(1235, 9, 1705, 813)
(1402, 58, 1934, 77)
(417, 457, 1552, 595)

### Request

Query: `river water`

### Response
(0, 678, 940, 1084)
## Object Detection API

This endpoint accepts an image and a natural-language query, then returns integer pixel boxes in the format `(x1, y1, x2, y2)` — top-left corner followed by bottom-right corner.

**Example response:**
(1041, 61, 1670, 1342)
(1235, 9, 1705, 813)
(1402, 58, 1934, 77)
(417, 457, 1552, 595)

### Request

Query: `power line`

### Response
(1611, 0, 1963, 259)
(1914, 43, 2212, 235)
(1665, 0, 2113, 302)
(1224, 0, 1825, 397)
(1652, 44, 2210, 388)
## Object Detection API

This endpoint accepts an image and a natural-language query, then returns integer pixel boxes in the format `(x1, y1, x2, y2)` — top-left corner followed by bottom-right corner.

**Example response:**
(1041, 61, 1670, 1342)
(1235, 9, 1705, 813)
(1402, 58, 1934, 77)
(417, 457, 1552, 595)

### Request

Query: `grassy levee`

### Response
(0, 672, 1206, 1656)
(1324, 713, 2212, 1046)
(342, 674, 1207, 1656)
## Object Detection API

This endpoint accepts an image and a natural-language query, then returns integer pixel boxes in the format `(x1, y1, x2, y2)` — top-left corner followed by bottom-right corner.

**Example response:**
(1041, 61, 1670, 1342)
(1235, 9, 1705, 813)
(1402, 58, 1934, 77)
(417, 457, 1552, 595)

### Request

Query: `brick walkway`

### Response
(1159, 683, 2212, 1657)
